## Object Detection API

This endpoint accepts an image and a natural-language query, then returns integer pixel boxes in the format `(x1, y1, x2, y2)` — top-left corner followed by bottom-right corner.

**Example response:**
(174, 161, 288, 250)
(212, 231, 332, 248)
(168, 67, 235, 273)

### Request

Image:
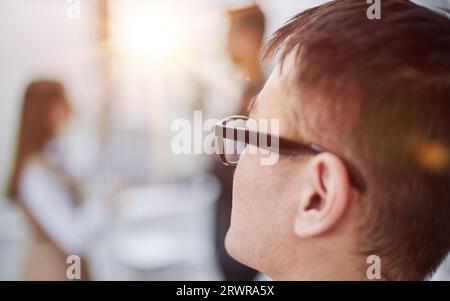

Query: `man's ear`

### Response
(294, 152, 352, 238)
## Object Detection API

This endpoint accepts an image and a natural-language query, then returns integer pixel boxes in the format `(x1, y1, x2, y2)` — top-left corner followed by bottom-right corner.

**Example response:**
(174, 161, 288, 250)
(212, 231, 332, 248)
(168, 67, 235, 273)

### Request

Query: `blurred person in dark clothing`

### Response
(227, 4, 266, 116)
(213, 4, 266, 280)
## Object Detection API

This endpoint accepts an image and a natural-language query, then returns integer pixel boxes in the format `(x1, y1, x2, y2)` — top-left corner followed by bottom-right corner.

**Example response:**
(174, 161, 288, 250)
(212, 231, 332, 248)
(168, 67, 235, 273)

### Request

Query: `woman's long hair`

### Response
(7, 80, 70, 201)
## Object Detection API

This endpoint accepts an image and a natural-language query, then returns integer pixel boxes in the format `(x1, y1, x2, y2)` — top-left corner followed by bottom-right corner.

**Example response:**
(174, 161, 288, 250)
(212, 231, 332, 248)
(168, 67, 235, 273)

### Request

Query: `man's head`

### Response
(225, 0, 450, 280)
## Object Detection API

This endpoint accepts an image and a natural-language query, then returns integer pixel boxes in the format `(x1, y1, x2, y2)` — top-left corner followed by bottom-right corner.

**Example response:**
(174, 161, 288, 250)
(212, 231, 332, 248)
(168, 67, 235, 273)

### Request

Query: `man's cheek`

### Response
(261, 151, 279, 166)
(233, 154, 261, 206)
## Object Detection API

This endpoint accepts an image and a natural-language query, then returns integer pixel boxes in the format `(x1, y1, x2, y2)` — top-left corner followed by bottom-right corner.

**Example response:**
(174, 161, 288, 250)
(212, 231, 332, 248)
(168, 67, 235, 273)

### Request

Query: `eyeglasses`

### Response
(214, 115, 366, 192)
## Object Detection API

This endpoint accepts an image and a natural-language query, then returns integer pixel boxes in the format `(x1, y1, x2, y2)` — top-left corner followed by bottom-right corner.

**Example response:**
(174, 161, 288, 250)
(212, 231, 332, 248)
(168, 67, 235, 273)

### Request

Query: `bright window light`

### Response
(111, 3, 186, 64)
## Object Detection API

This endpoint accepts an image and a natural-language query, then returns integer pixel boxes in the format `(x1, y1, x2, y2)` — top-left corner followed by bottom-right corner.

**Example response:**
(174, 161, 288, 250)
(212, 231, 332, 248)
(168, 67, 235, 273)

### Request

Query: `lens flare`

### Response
(112, 4, 185, 64)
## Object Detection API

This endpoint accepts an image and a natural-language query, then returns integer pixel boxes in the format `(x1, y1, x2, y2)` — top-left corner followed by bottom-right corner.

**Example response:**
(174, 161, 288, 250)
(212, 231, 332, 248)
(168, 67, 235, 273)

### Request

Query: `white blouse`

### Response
(18, 143, 108, 255)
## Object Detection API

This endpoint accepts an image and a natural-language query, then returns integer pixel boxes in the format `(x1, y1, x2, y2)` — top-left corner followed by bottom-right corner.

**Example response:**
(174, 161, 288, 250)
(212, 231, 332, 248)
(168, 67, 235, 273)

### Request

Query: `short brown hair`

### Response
(265, 0, 450, 280)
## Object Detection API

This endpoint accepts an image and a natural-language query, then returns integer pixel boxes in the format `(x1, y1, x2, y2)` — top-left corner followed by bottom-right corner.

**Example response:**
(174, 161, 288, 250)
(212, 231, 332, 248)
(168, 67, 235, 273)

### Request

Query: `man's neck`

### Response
(272, 266, 367, 281)
(267, 250, 367, 280)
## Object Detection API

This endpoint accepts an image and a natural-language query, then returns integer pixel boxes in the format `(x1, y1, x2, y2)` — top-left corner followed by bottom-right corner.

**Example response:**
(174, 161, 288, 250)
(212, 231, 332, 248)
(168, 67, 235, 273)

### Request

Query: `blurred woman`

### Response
(7, 80, 105, 280)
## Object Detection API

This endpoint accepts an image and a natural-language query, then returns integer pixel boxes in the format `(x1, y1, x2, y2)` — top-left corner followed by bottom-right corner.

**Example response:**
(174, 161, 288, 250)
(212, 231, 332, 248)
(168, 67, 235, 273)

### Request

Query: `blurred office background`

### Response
(0, 0, 448, 280)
